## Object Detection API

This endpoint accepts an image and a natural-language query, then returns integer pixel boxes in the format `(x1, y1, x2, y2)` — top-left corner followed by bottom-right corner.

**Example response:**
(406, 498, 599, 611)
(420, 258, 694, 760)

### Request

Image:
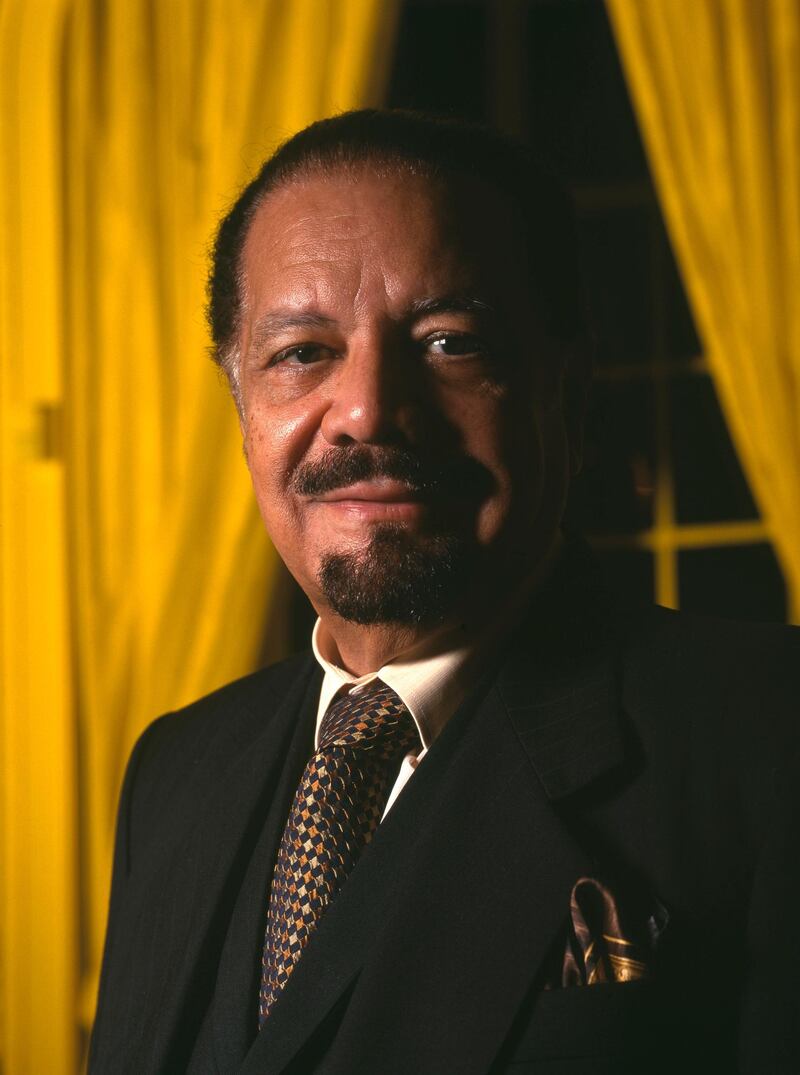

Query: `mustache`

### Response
(291, 446, 492, 499)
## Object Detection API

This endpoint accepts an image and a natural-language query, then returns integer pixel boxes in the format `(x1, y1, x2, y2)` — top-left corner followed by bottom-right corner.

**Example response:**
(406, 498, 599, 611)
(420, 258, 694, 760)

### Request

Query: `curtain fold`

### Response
(0, 2, 400, 1071)
(606, 0, 800, 622)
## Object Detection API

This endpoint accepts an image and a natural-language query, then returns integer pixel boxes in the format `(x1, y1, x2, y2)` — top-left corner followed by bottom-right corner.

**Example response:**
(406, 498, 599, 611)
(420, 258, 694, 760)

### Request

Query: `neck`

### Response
(317, 619, 454, 678)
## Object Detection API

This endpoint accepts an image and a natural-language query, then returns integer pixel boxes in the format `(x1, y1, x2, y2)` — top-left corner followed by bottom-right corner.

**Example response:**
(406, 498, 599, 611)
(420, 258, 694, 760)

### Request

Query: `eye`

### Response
(268, 343, 335, 367)
(425, 333, 487, 358)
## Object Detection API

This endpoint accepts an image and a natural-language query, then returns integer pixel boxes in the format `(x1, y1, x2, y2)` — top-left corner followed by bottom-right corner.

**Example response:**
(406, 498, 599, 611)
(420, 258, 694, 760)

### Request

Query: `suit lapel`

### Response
(210, 680, 324, 1069)
(111, 660, 321, 1074)
(240, 560, 627, 1075)
(495, 540, 624, 803)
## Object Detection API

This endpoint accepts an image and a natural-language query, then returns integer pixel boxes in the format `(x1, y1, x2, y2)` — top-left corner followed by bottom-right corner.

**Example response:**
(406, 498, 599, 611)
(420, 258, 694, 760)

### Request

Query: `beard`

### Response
(318, 524, 468, 626)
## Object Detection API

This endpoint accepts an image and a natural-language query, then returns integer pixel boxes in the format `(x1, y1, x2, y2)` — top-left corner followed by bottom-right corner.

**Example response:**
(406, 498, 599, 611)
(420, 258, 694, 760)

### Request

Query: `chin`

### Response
(316, 524, 468, 627)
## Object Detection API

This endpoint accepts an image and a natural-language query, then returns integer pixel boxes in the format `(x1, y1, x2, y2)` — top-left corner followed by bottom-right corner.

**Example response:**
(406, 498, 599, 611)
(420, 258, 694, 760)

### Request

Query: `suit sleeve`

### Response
(88, 715, 171, 1070)
(739, 731, 800, 1070)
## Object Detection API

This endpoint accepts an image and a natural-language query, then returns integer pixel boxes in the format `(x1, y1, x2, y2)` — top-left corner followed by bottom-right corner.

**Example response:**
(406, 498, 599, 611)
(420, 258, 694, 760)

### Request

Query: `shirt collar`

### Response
(312, 619, 477, 751)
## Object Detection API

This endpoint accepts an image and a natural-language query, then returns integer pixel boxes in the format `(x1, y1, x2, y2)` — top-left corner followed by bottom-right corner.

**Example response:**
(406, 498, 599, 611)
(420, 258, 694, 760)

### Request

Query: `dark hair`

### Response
(207, 108, 587, 378)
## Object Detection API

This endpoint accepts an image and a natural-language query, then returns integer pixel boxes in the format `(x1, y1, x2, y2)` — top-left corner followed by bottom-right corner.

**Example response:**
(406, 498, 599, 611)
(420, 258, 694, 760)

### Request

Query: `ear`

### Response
(561, 333, 594, 477)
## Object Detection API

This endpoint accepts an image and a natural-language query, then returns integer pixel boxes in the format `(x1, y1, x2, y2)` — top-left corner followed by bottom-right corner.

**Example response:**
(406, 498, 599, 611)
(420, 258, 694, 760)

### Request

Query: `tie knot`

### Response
(318, 680, 419, 756)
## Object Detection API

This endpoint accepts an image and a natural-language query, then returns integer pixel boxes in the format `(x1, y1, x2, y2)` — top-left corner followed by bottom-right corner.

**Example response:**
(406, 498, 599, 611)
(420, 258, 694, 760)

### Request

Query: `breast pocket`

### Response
(495, 980, 684, 1074)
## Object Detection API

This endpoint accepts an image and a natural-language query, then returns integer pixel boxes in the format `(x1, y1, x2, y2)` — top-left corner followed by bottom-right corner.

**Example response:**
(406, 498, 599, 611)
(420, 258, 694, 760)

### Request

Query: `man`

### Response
(90, 110, 799, 1074)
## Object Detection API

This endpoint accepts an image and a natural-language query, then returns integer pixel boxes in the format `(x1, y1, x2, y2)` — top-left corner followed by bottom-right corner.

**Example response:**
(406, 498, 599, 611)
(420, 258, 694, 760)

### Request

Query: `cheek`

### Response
(241, 408, 312, 544)
(469, 396, 560, 545)
(452, 402, 528, 535)
(243, 396, 319, 488)
(464, 393, 545, 484)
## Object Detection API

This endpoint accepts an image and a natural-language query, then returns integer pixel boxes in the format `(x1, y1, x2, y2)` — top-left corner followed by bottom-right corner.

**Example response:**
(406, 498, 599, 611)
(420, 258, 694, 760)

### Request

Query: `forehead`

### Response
(239, 166, 530, 318)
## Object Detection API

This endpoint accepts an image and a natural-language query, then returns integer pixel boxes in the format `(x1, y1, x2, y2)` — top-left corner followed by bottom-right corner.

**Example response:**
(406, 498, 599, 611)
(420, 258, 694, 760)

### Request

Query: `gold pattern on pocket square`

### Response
(546, 876, 669, 989)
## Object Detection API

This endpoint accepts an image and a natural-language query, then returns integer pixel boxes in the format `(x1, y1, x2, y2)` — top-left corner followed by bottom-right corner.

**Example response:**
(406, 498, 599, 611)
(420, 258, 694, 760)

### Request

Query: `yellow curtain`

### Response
(606, 0, 800, 622)
(0, 2, 399, 1072)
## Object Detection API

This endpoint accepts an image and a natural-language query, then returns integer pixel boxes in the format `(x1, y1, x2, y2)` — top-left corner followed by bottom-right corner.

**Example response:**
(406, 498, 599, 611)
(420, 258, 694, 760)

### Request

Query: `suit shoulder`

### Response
(163, 648, 314, 732)
(165, 646, 311, 725)
(624, 602, 798, 652)
(126, 650, 316, 789)
(617, 604, 799, 749)
(622, 603, 799, 679)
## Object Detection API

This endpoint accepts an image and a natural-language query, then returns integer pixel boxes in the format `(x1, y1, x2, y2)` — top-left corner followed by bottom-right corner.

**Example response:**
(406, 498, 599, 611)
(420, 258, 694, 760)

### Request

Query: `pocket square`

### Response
(544, 876, 670, 989)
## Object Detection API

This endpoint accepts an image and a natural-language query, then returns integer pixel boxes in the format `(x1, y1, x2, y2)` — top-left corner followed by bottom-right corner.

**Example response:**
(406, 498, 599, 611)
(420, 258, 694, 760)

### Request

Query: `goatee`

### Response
(318, 524, 466, 626)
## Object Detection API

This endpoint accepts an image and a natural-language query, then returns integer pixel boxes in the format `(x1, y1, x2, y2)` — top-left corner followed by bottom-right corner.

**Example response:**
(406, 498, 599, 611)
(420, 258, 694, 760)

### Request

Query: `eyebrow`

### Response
(250, 310, 337, 349)
(409, 295, 496, 318)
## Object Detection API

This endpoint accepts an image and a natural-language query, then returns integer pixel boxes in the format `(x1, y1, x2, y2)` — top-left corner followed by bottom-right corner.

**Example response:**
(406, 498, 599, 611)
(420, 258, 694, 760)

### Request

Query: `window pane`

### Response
(566, 379, 656, 534)
(678, 544, 786, 622)
(670, 375, 757, 523)
(526, 0, 648, 184)
(579, 206, 653, 366)
(388, 3, 488, 120)
(663, 234, 702, 361)
(591, 547, 654, 608)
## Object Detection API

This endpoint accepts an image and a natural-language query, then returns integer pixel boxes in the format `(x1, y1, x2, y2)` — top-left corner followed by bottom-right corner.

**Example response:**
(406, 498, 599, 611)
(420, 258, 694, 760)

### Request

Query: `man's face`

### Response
(237, 166, 579, 627)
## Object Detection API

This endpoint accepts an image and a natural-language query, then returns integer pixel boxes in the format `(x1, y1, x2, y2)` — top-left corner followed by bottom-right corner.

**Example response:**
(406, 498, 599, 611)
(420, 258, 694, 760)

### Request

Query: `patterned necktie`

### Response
(258, 679, 419, 1025)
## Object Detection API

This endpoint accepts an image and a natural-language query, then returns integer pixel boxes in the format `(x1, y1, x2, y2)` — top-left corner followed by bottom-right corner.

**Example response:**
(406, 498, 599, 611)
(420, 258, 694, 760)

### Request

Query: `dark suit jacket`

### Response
(89, 548, 800, 1074)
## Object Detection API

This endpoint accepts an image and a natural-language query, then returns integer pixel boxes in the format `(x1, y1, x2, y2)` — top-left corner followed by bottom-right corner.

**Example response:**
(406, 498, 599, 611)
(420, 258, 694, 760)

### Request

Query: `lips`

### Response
(312, 479, 430, 524)
(315, 480, 425, 504)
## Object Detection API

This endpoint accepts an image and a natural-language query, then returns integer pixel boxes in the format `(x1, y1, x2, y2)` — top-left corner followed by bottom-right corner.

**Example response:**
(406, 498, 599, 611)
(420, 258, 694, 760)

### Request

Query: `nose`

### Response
(319, 330, 421, 446)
